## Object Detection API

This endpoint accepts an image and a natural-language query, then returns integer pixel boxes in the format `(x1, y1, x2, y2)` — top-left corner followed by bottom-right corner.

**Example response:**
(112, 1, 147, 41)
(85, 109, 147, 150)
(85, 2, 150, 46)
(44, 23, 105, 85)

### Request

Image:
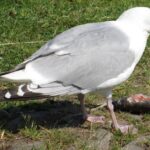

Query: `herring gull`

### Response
(1, 7, 150, 133)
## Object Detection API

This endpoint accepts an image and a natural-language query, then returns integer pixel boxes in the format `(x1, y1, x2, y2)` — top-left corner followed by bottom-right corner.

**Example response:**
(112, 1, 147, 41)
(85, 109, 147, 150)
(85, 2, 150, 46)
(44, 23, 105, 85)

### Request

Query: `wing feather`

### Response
(24, 22, 135, 90)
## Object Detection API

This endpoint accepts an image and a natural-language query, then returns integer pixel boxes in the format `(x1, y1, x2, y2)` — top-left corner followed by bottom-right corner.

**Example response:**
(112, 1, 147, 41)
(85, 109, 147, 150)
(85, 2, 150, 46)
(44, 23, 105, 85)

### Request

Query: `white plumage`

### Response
(1, 7, 150, 133)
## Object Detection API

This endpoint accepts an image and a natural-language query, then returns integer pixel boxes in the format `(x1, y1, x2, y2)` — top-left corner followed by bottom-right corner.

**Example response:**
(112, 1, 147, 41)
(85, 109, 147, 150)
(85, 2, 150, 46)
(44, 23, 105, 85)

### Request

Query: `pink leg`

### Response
(78, 94, 105, 123)
(107, 96, 133, 134)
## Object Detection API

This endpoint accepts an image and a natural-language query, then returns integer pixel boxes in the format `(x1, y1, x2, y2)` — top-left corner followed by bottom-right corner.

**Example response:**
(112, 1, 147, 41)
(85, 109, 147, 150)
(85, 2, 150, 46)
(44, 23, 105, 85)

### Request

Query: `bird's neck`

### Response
(116, 20, 149, 65)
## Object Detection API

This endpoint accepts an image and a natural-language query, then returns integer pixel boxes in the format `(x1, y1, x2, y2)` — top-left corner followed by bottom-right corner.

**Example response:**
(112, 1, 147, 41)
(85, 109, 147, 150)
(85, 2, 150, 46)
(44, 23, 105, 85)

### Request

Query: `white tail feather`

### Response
(1, 70, 30, 82)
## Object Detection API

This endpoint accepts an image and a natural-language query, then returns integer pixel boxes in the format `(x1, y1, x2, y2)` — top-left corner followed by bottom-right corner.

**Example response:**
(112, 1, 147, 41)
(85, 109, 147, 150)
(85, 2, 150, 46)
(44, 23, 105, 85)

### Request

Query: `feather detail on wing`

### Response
(0, 21, 135, 93)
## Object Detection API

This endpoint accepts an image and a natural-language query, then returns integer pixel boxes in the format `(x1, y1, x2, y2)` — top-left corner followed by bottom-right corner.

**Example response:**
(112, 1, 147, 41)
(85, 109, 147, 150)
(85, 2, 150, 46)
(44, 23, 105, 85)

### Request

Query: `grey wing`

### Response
(15, 22, 110, 70)
(30, 22, 110, 58)
(25, 23, 135, 93)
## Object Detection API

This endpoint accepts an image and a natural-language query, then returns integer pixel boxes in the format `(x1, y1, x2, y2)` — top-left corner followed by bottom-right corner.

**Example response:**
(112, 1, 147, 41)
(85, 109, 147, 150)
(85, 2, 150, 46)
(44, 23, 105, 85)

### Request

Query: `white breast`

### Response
(116, 21, 148, 64)
(97, 21, 148, 89)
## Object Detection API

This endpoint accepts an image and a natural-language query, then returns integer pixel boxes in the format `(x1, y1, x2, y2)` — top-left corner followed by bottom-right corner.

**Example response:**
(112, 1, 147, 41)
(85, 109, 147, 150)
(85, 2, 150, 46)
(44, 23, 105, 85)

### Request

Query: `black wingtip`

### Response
(0, 84, 48, 102)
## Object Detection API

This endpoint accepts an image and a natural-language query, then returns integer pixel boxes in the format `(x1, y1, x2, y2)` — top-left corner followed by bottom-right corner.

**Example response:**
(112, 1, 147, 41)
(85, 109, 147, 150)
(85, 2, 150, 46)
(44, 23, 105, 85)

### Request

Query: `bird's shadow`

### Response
(0, 98, 97, 133)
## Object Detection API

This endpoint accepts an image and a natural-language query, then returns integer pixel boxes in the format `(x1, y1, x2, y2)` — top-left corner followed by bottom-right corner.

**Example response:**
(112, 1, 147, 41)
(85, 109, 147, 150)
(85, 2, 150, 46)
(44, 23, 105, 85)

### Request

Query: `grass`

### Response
(0, 0, 150, 149)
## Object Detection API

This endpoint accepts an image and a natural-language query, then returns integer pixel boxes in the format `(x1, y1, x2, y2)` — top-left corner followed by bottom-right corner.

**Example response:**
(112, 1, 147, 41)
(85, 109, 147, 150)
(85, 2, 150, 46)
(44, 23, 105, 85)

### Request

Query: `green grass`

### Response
(0, 0, 150, 149)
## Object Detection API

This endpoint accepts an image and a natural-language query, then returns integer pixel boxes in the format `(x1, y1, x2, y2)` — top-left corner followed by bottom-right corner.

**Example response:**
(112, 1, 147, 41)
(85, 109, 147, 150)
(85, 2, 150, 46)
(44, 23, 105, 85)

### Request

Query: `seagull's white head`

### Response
(117, 7, 150, 34)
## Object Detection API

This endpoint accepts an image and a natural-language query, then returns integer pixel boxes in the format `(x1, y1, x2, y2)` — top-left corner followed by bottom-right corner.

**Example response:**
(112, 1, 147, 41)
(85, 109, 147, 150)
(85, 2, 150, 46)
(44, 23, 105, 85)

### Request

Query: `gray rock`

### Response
(122, 136, 150, 150)
(122, 144, 144, 150)
(129, 114, 143, 121)
(87, 129, 113, 150)
(66, 146, 76, 150)
(0, 140, 46, 150)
